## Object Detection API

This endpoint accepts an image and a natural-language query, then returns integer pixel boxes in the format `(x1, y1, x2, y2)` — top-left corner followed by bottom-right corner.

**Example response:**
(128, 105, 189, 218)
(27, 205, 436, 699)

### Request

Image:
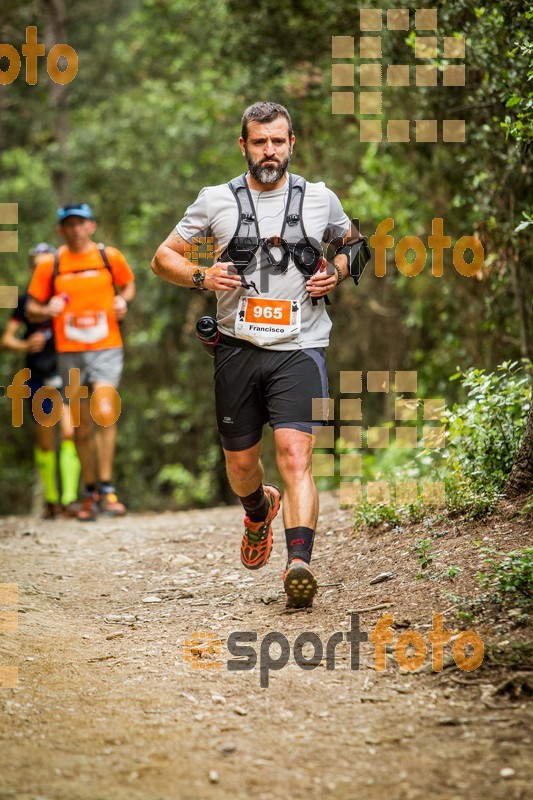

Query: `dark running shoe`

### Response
(283, 559, 318, 609)
(61, 501, 81, 518)
(43, 502, 60, 520)
(77, 491, 99, 522)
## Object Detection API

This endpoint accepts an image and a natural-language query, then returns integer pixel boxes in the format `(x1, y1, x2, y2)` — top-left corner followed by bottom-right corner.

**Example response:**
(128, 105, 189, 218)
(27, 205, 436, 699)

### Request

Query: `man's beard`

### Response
(245, 149, 292, 184)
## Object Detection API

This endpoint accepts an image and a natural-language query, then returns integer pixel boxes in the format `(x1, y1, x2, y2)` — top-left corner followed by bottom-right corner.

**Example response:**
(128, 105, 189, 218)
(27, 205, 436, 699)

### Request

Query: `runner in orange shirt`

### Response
(27, 204, 136, 521)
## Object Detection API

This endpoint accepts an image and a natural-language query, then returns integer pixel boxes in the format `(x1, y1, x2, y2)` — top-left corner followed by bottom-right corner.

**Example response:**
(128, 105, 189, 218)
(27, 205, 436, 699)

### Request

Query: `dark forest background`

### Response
(0, 0, 531, 513)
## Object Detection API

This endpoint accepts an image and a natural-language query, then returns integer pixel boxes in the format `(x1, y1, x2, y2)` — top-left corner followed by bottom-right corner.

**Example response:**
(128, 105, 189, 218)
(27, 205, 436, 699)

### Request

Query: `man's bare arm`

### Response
(112, 280, 136, 321)
(26, 295, 66, 322)
(151, 230, 241, 292)
(116, 280, 136, 303)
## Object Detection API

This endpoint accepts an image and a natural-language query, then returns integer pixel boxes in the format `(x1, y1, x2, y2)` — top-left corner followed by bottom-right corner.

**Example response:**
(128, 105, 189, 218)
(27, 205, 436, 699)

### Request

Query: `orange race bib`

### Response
(64, 311, 109, 344)
(235, 297, 301, 346)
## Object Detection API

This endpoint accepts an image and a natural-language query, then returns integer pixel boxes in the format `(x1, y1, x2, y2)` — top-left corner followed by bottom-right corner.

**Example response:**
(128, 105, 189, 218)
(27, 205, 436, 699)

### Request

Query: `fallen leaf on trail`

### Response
(369, 572, 396, 585)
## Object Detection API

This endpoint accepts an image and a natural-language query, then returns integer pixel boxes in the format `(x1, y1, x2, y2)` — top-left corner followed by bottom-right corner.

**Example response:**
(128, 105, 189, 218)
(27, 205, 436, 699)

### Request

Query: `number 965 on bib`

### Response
(235, 296, 301, 345)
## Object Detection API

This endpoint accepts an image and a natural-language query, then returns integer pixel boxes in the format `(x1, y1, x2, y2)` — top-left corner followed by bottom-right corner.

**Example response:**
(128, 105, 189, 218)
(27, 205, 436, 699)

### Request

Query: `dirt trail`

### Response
(0, 493, 531, 800)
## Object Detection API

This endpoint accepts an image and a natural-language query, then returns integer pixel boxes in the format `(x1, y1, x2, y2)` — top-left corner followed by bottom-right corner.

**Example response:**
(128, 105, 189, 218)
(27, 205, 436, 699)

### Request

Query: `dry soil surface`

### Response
(0, 492, 531, 800)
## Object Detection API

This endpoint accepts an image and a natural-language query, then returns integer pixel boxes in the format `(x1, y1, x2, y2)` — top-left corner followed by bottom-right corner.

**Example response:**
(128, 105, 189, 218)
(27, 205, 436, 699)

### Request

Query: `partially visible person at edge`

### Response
(26, 205, 136, 521)
(152, 101, 365, 608)
(2, 243, 81, 519)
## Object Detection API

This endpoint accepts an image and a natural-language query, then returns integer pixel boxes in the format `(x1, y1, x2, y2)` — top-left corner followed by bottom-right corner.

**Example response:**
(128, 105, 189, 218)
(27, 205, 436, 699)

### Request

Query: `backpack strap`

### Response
(220, 174, 261, 272)
(52, 250, 60, 294)
(282, 174, 330, 306)
(97, 243, 118, 296)
(97, 243, 112, 274)
(51, 244, 116, 294)
(280, 174, 307, 240)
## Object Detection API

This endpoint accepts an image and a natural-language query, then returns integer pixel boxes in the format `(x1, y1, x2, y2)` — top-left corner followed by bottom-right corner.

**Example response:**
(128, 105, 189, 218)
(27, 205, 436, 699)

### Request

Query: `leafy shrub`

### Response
(350, 362, 530, 529)
(477, 546, 533, 611)
(445, 361, 531, 492)
(353, 501, 400, 528)
(413, 537, 433, 578)
(442, 566, 461, 581)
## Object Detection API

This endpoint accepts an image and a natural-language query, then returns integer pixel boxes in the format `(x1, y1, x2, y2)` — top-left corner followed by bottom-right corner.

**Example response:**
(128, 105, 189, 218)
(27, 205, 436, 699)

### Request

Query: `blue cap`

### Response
(29, 242, 56, 257)
(57, 203, 94, 223)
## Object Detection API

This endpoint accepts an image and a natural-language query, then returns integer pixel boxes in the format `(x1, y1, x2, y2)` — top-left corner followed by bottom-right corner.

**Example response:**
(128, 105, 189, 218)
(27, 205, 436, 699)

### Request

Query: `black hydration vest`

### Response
(219, 173, 330, 304)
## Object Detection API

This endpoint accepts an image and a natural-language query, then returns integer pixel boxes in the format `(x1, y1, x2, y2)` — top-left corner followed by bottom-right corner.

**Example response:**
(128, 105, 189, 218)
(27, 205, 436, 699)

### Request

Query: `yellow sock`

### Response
(59, 439, 81, 506)
(34, 447, 59, 504)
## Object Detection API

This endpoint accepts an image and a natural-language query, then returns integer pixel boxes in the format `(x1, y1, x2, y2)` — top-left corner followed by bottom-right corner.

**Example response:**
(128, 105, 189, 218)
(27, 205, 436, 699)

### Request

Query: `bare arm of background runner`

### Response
(151, 230, 242, 292)
(113, 280, 136, 321)
(1, 318, 46, 354)
(26, 294, 67, 321)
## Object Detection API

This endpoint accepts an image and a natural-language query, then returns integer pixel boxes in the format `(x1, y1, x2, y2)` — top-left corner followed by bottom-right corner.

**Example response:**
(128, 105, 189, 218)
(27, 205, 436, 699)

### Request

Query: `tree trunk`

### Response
(505, 393, 533, 497)
(40, 0, 71, 202)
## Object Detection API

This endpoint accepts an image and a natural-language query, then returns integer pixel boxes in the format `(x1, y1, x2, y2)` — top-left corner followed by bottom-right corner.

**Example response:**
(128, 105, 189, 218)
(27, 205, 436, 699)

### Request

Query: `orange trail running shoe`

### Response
(283, 559, 318, 609)
(100, 487, 126, 517)
(240, 484, 281, 571)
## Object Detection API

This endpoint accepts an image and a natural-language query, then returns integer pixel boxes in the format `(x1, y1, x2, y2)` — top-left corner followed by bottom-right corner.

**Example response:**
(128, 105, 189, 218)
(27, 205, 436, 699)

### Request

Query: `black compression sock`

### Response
(285, 526, 315, 564)
(239, 485, 269, 522)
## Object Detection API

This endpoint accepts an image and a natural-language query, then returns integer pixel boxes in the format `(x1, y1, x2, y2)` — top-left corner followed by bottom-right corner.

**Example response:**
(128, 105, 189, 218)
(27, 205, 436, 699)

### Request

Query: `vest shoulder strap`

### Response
(227, 174, 259, 240)
(96, 243, 113, 277)
(280, 173, 307, 240)
(51, 244, 113, 293)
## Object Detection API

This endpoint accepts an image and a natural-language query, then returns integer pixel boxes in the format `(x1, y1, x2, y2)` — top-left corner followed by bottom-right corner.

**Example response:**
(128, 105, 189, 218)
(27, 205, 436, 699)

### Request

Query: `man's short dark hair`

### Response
(241, 102, 293, 141)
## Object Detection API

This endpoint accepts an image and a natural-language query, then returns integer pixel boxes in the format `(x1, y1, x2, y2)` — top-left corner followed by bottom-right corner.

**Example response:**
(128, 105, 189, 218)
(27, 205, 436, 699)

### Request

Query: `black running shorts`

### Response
(214, 334, 329, 451)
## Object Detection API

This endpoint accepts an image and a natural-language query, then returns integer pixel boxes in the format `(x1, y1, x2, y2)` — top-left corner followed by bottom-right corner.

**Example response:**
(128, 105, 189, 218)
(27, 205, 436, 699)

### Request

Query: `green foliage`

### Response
(446, 546, 532, 624)
(443, 361, 531, 509)
(518, 494, 533, 517)
(352, 497, 427, 529)
(413, 537, 433, 578)
(352, 501, 400, 529)
(444, 480, 502, 521)
(442, 566, 461, 581)
(0, 0, 531, 513)
(477, 546, 533, 611)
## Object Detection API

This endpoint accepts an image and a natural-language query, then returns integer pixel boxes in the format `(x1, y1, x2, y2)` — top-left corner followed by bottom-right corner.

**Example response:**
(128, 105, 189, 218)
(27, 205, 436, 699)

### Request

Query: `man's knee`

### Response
(276, 436, 313, 480)
(225, 449, 260, 482)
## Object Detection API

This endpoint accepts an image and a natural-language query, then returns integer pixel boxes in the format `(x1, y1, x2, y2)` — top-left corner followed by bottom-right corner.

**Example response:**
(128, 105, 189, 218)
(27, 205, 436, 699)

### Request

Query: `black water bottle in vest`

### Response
(196, 316, 219, 357)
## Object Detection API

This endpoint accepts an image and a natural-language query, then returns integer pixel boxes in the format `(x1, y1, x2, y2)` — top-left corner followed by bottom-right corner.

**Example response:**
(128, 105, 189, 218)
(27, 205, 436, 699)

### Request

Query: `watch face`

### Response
(193, 270, 204, 286)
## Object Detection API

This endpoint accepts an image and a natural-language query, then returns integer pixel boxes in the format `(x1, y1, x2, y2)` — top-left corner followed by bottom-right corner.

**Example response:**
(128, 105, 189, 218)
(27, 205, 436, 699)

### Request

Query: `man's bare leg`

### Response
(273, 427, 317, 530)
(73, 400, 96, 486)
(274, 427, 319, 607)
(223, 440, 263, 497)
(94, 423, 117, 484)
(224, 440, 282, 570)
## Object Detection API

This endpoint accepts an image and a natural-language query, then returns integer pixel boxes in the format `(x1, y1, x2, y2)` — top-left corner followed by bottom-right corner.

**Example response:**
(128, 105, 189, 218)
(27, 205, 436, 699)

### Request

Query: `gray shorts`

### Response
(57, 348, 124, 390)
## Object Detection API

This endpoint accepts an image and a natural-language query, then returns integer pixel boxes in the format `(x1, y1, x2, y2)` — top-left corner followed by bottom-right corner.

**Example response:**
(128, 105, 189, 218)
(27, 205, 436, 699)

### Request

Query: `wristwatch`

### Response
(192, 268, 206, 289)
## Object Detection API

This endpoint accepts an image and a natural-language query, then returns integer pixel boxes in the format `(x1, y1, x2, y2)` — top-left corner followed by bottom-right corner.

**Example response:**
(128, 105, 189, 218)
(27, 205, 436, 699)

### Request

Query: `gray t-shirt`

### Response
(176, 173, 350, 350)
